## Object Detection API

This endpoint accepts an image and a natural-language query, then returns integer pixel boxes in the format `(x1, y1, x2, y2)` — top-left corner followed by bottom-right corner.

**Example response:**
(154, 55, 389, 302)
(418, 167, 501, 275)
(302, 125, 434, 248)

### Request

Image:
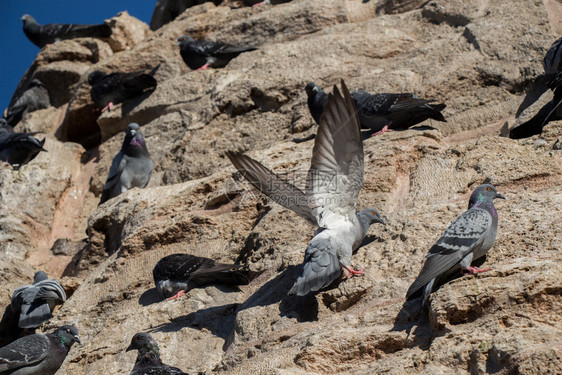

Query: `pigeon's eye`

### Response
(134, 337, 139, 342)
(66, 329, 70, 333)
(372, 210, 377, 215)
(487, 187, 492, 191)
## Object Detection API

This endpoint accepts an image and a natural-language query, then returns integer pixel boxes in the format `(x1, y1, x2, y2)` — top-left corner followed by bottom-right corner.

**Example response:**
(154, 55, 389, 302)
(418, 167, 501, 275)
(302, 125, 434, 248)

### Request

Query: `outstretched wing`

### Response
(226, 151, 317, 226)
(306, 80, 363, 228)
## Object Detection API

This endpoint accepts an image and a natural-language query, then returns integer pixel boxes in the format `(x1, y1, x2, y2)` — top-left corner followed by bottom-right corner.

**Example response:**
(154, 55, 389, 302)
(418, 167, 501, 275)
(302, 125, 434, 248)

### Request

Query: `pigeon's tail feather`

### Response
(18, 302, 53, 329)
(71, 23, 112, 39)
(509, 102, 553, 139)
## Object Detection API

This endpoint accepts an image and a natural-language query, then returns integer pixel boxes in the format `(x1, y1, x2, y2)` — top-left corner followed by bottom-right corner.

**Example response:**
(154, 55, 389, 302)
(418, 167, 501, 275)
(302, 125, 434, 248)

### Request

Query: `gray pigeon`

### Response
(351, 90, 446, 136)
(153, 254, 261, 299)
(126, 333, 187, 375)
(0, 325, 80, 375)
(21, 14, 111, 48)
(5, 79, 50, 127)
(10, 271, 66, 330)
(99, 123, 153, 204)
(227, 80, 385, 296)
(406, 184, 505, 311)
(176, 35, 257, 70)
(305, 82, 328, 125)
(0, 131, 47, 169)
(510, 71, 562, 139)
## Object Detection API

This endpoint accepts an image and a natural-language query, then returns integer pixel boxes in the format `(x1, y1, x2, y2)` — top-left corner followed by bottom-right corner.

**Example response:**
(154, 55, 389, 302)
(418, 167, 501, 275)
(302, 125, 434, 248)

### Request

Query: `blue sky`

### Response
(0, 1, 155, 113)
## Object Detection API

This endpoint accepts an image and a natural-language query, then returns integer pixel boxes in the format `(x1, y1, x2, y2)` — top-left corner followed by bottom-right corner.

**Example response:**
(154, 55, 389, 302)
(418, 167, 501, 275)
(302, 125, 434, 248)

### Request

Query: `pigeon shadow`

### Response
(139, 288, 165, 306)
(120, 89, 157, 117)
(515, 75, 551, 117)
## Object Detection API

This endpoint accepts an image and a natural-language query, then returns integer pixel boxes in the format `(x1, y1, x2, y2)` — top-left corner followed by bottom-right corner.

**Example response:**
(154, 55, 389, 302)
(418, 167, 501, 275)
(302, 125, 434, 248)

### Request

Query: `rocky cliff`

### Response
(0, 0, 561, 374)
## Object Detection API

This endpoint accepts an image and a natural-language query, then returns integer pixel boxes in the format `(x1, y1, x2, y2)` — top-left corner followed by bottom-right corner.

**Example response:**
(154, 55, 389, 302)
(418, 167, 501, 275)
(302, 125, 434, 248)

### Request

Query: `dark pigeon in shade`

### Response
(0, 118, 12, 134)
(176, 35, 257, 71)
(351, 90, 446, 136)
(21, 14, 111, 48)
(127, 333, 187, 375)
(88, 66, 159, 112)
(305, 82, 328, 125)
(11, 271, 66, 330)
(153, 254, 261, 300)
(515, 37, 562, 117)
(99, 123, 153, 205)
(510, 72, 562, 139)
(0, 325, 80, 375)
(0, 130, 47, 169)
(227, 81, 386, 296)
(406, 184, 505, 313)
(5, 79, 50, 127)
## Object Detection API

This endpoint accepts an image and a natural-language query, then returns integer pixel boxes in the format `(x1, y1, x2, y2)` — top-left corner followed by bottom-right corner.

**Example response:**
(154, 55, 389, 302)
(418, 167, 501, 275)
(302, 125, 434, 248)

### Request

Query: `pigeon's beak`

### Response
(496, 192, 506, 200)
(130, 130, 136, 136)
(376, 216, 386, 225)
(74, 335, 81, 345)
(126, 344, 133, 352)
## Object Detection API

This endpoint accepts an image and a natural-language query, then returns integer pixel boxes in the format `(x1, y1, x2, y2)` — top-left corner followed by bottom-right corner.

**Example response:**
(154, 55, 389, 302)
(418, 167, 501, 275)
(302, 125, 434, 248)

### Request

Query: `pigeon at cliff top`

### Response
(153, 253, 261, 300)
(99, 123, 153, 205)
(305, 82, 328, 125)
(0, 131, 47, 169)
(21, 14, 111, 48)
(11, 271, 67, 330)
(176, 35, 257, 70)
(510, 71, 562, 139)
(0, 325, 80, 375)
(227, 80, 386, 296)
(127, 332, 187, 375)
(406, 184, 505, 312)
(88, 65, 159, 112)
(351, 90, 446, 136)
(5, 79, 50, 127)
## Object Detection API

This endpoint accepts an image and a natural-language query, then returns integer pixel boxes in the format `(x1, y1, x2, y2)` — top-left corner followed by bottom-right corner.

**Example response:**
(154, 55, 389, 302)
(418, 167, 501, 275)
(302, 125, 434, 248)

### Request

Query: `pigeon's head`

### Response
(55, 325, 81, 346)
(123, 123, 147, 151)
(359, 208, 385, 225)
(88, 70, 107, 85)
(305, 82, 322, 98)
(21, 14, 36, 24)
(176, 35, 194, 46)
(33, 271, 48, 283)
(127, 332, 159, 353)
(469, 184, 506, 207)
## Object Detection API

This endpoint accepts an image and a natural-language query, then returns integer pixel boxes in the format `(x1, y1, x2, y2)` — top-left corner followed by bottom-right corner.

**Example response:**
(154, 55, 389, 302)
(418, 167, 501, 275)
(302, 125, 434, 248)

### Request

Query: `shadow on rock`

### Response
(138, 288, 165, 306)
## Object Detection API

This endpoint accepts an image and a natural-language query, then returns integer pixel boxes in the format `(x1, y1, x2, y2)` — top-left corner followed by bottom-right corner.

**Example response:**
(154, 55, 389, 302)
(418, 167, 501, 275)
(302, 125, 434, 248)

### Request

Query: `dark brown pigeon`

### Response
(176, 35, 256, 70)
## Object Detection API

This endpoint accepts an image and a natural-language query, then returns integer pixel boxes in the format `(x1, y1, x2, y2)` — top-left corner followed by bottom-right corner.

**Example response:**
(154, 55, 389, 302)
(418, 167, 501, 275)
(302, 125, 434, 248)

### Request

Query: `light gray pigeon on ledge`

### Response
(99, 123, 153, 205)
(227, 80, 385, 296)
(406, 184, 505, 311)
(0, 325, 80, 375)
(11, 271, 66, 329)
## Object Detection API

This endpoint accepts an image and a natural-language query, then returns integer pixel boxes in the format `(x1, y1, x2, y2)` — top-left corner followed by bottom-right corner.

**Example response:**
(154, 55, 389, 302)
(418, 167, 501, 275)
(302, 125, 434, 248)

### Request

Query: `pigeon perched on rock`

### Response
(0, 130, 47, 169)
(99, 123, 153, 204)
(305, 82, 328, 125)
(5, 79, 50, 127)
(153, 254, 260, 300)
(127, 333, 187, 375)
(543, 37, 562, 77)
(406, 184, 505, 311)
(227, 81, 385, 296)
(0, 325, 80, 375)
(510, 72, 562, 139)
(0, 118, 12, 134)
(176, 35, 257, 70)
(21, 14, 111, 48)
(88, 66, 159, 112)
(11, 271, 67, 330)
(351, 90, 446, 136)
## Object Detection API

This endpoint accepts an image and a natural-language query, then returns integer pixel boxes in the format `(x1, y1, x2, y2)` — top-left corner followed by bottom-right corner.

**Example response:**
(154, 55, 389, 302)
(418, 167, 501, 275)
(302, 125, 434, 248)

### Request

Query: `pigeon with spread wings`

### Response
(227, 81, 385, 296)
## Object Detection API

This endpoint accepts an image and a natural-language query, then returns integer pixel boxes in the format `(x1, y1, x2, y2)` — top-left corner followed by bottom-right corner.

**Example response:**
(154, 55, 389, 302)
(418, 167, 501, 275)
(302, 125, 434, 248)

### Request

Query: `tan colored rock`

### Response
(106, 11, 152, 52)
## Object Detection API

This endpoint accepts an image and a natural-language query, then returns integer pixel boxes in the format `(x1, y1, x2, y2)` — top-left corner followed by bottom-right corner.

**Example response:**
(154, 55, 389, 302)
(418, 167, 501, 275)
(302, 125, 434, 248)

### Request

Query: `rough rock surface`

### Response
(0, 0, 561, 374)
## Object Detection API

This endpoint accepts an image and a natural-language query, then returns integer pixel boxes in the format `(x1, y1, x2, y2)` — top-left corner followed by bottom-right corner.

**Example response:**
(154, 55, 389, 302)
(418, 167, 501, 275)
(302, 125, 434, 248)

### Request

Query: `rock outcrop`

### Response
(0, 0, 560, 374)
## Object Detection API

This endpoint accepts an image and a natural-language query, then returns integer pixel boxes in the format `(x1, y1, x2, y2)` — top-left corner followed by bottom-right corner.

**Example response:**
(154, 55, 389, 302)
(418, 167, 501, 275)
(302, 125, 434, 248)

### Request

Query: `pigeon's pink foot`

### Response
(372, 124, 393, 137)
(463, 266, 492, 274)
(342, 265, 364, 278)
(195, 64, 210, 71)
(101, 102, 114, 112)
(252, 1, 267, 6)
(166, 290, 186, 300)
